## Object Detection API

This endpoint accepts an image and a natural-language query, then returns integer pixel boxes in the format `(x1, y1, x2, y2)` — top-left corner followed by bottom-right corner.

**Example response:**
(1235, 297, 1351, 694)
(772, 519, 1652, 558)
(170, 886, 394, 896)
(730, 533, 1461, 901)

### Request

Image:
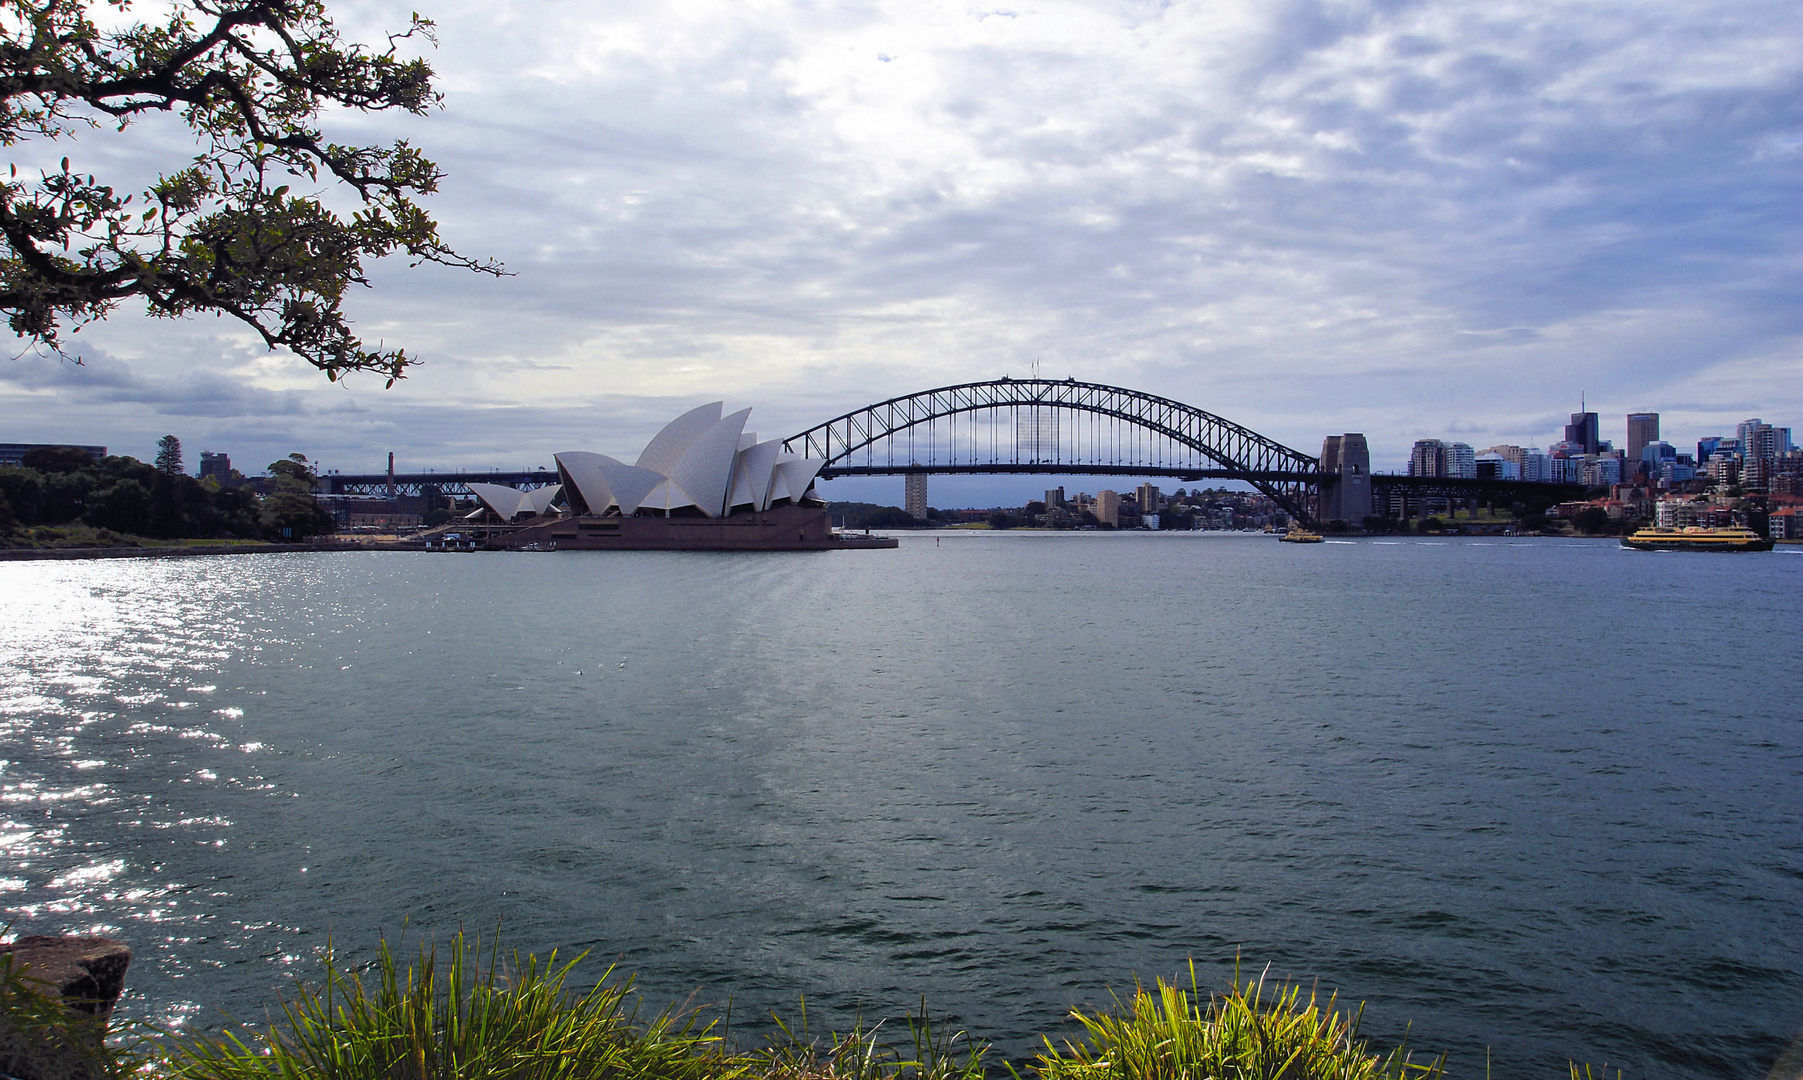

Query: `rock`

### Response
(0, 936, 131, 1080)
(0, 937, 131, 1020)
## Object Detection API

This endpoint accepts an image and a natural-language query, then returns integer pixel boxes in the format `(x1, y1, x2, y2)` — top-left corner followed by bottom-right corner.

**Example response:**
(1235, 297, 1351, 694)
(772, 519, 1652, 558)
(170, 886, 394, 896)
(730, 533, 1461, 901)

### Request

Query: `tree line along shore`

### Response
(0, 443, 335, 551)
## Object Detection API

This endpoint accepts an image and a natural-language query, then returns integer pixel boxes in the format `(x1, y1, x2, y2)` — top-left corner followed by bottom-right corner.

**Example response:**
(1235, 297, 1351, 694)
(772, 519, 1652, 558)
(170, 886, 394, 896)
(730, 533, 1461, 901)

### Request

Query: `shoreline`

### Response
(4, 532, 1797, 561)
(0, 541, 374, 561)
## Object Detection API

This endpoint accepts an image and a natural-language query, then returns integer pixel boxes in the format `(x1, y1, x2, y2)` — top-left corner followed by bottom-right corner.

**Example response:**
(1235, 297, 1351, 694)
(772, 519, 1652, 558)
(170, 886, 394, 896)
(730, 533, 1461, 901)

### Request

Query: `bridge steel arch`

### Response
(782, 378, 1323, 523)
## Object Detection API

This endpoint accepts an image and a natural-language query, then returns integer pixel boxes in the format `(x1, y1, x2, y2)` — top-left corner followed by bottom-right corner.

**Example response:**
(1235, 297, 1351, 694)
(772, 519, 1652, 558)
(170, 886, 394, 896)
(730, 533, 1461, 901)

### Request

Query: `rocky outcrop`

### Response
(0, 936, 132, 1080)
(0, 937, 131, 1020)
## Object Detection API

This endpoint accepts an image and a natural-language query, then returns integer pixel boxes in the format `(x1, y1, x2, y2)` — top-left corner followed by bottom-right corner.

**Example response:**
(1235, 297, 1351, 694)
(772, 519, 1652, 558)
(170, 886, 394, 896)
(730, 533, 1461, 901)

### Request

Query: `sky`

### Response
(4, 0, 1801, 506)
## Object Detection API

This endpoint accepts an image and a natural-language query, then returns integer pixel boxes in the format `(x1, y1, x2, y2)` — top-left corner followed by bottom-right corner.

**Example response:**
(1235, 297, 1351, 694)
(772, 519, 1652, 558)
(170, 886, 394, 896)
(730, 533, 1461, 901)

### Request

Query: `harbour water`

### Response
(2, 534, 1800, 1078)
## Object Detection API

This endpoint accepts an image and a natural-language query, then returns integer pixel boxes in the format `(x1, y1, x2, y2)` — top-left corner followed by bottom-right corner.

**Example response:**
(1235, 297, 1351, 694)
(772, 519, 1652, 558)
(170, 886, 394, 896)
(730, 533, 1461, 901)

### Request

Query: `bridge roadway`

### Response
(322, 469, 558, 498)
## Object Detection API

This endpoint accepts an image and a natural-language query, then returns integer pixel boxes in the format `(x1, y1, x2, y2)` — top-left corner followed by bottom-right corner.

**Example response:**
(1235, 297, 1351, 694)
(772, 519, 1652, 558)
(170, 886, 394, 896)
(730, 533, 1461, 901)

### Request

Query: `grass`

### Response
(167, 933, 736, 1080)
(0, 933, 1631, 1080)
(0, 524, 285, 550)
(1029, 962, 1442, 1080)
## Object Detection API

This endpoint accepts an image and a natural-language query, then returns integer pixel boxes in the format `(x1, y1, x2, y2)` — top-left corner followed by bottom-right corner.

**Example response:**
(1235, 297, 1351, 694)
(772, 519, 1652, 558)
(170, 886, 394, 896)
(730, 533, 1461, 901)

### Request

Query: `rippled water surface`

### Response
(3, 535, 1800, 1077)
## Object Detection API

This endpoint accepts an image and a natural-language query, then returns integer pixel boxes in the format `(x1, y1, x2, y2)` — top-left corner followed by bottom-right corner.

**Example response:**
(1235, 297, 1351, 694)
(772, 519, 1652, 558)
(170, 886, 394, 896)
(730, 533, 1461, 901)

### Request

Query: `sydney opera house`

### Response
(460, 403, 887, 550)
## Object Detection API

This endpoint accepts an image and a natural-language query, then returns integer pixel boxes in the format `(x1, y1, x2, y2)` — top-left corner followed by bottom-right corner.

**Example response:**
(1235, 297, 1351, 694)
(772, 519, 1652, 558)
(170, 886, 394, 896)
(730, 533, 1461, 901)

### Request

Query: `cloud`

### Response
(12, 0, 1802, 482)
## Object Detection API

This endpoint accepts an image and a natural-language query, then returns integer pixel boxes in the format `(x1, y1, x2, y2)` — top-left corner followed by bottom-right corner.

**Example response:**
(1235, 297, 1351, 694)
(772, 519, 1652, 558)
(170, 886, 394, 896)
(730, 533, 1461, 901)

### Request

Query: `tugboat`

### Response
(1279, 525, 1325, 544)
(1621, 526, 1773, 552)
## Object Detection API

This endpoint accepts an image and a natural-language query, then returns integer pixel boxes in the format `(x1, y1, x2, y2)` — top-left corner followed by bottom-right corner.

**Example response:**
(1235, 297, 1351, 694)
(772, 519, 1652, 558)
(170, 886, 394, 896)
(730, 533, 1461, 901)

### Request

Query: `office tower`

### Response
(1565, 410, 1601, 454)
(1626, 413, 1659, 462)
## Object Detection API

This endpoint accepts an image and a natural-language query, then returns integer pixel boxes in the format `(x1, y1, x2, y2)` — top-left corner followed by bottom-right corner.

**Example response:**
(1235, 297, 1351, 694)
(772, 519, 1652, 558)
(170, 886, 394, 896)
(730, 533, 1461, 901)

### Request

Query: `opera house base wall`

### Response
(498, 503, 894, 551)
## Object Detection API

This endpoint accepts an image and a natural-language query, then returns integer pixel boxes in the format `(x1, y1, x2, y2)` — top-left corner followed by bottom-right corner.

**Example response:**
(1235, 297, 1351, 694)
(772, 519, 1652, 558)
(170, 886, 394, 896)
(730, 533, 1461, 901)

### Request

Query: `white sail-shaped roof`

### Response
(523, 485, 562, 515)
(469, 482, 565, 521)
(772, 454, 825, 506)
(735, 439, 785, 511)
(637, 478, 694, 514)
(555, 452, 626, 515)
(667, 408, 751, 517)
(636, 402, 722, 476)
(598, 463, 665, 516)
(552, 404, 827, 520)
(469, 482, 531, 520)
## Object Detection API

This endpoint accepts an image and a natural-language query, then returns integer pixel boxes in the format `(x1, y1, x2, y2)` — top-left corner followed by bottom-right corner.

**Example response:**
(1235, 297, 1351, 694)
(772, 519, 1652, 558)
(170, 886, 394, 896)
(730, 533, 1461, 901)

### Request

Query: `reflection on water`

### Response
(2, 539, 1801, 1077)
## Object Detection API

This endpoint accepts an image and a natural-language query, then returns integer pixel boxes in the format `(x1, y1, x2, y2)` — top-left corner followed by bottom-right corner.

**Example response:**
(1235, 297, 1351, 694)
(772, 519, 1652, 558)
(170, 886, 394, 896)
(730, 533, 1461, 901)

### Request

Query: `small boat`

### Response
(1279, 526, 1325, 544)
(1621, 526, 1773, 552)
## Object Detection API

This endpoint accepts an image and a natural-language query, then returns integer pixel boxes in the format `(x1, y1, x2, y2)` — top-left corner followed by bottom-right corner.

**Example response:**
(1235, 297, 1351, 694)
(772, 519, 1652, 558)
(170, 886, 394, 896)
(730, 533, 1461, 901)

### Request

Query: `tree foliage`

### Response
(0, 444, 333, 540)
(0, 0, 502, 383)
(154, 432, 182, 473)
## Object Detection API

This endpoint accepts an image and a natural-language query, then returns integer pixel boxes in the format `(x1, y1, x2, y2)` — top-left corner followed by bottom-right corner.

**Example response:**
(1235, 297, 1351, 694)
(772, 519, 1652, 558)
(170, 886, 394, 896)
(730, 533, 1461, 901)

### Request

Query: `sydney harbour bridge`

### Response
(320, 377, 1582, 525)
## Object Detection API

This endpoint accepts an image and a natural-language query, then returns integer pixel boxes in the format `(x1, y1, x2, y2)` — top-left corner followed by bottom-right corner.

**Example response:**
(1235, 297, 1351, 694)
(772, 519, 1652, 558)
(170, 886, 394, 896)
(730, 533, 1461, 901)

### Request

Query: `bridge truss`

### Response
(321, 469, 559, 498)
(782, 378, 1323, 522)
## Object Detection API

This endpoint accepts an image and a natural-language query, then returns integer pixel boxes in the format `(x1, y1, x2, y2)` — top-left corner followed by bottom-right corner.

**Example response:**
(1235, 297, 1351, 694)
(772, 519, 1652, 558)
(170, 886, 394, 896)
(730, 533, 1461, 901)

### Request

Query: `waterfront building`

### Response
(1742, 423, 1793, 492)
(1095, 489, 1121, 527)
(1626, 413, 1659, 462)
(554, 402, 826, 519)
(1655, 498, 1704, 528)
(905, 473, 928, 520)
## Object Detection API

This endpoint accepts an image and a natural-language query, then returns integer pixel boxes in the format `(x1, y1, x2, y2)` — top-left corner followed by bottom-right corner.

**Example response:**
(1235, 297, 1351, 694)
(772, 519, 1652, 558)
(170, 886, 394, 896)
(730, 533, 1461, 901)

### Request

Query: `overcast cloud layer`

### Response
(5, 0, 1801, 490)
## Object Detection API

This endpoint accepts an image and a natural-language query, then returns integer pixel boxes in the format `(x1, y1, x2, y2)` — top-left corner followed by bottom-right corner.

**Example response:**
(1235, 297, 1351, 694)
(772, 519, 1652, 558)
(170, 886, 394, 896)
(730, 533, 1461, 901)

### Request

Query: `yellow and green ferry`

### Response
(1621, 526, 1773, 552)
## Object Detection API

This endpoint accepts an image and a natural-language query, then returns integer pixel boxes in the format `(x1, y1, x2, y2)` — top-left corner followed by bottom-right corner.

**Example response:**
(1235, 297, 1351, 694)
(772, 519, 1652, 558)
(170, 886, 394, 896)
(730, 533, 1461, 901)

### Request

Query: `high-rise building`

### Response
(1523, 449, 1550, 482)
(198, 450, 232, 482)
(1407, 439, 1474, 478)
(1743, 424, 1790, 492)
(1565, 411, 1601, 454)
(1095, 489, 1121, 527)
(1443, 442, 1476, 479)
(904, 473, 928, 520)
(1736, 419, 1765, 454)
(1043, 486, 1065, 508)
(1626, 413, 1659, 462)
(1135, 483, 1161, 511)
(1409, 439, 1445, 477)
